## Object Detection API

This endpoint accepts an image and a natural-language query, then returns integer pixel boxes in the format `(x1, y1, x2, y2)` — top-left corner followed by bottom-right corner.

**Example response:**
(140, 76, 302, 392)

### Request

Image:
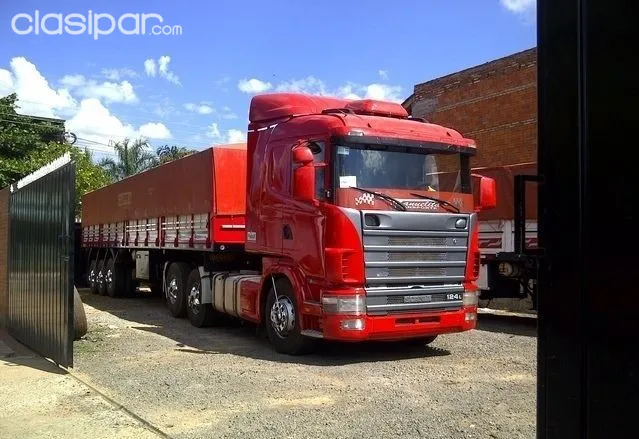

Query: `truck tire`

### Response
(105, 259, 128, 298)
(264, 278, 315, 355)
(73, 286, 88, 340)
(96, 259, 108, 296)
(186, 268, 214, 328)
(88, 260, 98, 294)
(165, 262, 189, 318)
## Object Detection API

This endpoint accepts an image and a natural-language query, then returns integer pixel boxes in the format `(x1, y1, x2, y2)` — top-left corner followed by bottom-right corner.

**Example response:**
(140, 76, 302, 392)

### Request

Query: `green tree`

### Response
(156, 145, 197, 165)
(0, 93, 111, 216)
(98, 138, 157, 181)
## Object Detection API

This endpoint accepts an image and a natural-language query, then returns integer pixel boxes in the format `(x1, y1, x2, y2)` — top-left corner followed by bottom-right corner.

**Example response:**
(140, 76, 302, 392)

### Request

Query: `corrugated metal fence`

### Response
(7, 154, 76, 367)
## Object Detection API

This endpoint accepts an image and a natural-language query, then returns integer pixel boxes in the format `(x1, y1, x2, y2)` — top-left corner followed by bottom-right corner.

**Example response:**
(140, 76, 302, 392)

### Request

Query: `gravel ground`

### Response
(0, 336, 159, 439)
(73, 289, 536, 439)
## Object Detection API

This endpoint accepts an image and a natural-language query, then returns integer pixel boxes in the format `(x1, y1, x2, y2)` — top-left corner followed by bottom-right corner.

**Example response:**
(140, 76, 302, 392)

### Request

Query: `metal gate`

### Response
(7, 153, 76, 367)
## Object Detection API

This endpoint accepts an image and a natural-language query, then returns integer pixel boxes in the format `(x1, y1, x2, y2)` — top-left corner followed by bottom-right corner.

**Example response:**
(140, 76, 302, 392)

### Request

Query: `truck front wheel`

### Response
(264, 278, 315, 355)
(165, 262, 189, 318)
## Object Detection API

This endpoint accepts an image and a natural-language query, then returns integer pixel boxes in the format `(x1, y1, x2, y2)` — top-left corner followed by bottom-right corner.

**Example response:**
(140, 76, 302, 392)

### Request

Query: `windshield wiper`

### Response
(350, 187, 407, 211)
(409, 192, 460, 213)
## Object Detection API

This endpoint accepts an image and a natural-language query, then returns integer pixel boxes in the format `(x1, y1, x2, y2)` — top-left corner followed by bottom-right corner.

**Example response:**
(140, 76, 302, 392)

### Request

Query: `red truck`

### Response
(81, 92, 497, 354)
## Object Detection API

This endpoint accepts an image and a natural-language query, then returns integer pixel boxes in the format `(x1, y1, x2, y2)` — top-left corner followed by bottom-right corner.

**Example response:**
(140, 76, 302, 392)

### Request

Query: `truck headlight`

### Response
(322, 295, 365, 315)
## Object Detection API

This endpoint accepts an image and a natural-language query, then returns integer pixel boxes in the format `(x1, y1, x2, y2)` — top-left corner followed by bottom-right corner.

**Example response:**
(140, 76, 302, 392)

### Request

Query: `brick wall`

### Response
(407, 47, 537, 169)
(0, 187, 9, 328)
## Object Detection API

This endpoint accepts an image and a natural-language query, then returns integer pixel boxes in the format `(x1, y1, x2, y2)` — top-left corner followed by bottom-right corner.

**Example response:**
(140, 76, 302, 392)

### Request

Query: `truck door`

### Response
(282, 140, 327, 279)
(261, 143, 288, 254)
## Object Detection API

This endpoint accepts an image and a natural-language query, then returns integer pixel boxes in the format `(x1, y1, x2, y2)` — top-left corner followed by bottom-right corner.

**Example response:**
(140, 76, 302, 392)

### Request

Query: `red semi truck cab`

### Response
(81, 92, 496, 355)
(242, 93, 497, 351)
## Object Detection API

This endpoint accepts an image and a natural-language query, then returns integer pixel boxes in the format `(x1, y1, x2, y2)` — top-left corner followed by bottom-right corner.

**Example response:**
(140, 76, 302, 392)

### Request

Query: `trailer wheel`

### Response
(88, 260, 98, 294)
(186, 269, 214, 327)
(264, 278, 315, 355)
(165, 262, 189, 318)
(96, 259, 108, 296)
(105, 259, 128, 298)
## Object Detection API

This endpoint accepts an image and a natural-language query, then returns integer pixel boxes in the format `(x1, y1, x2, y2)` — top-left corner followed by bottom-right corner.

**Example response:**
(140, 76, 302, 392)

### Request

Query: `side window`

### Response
(270, 145, 287, 193)
(311, 141, 327, 200)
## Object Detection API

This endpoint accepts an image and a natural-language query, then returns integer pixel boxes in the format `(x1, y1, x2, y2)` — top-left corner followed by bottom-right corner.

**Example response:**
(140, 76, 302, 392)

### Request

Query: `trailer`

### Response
(82, 92, 497, 354)
(475, 162, 540, 309)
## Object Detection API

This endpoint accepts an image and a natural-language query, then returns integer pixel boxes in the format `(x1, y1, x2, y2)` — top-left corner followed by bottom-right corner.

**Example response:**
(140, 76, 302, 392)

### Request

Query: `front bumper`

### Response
(320, 306, 478, 341)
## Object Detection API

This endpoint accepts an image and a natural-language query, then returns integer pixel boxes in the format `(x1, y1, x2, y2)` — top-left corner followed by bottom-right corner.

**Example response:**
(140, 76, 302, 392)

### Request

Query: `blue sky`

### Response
(0, 0, 536, 160)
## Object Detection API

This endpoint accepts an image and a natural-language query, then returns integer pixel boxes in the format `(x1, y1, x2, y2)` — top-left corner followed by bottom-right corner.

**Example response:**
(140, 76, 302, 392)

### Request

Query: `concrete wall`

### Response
(0, 187, 9, 328)
(407, 47, 537, 169)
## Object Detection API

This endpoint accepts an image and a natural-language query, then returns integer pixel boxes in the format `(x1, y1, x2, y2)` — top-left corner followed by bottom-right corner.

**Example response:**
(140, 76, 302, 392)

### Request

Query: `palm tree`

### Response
(99, 138, 157, 181)
(156, 145, 197, 164)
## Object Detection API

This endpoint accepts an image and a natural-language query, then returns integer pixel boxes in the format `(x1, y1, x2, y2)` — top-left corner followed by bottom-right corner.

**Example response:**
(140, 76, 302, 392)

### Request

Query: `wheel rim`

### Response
(270, 296, 295, 338)
(167, 278, 179, 304)
(105, 268, 113, 289)
(97, 269, 104, 288)
(188, 282, 201, 315)
(89, 268, 96, 285)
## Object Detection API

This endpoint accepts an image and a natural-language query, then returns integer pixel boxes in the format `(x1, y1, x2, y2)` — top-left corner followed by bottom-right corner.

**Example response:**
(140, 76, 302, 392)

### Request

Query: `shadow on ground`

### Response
(0, 329, 67, 374)
(77, 289, 452, 366)
(476, 313, 537, 337)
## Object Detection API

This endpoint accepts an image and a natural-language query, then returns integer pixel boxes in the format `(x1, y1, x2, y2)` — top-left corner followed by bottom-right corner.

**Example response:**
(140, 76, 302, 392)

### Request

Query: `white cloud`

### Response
(145, 56, 180, 85)
(0, 68, 14, 96)
(144, 59, 157, 77)
(139, 122, 172, 139)
(158, 56, 181, 85)
(185, 102, 238, 120)
(363, 83, 403, 102)
(60, 74, 86, 88)
(0, 56, 174, 154)
(0, 57, 76, 118)
(378, 70, 389, 80)
(238, 78, 272, 93)
(184, 102, 214, 114)
(275, 76, 328, 95)
(226, 129, 247, 143)
(101, 67, 137, 81)
(500, 0, 536, 13)
(59, 74, 138, 104)
(205, 123, 247, 145)
(270, 75, 405, 103)
(66, 98, 138, 151)
(206, 122, 221, 139)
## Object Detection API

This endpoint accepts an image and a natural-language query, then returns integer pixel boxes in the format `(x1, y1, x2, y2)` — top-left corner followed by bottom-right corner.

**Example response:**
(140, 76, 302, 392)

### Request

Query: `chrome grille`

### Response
(388, 252, 448, 262)
(386, 236, 446, 246)
(361, 211, 473, 314)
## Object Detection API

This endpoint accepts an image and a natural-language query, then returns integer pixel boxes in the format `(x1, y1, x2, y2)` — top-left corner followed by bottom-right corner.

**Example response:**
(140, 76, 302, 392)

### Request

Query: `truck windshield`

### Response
(334, 144, 471, 194)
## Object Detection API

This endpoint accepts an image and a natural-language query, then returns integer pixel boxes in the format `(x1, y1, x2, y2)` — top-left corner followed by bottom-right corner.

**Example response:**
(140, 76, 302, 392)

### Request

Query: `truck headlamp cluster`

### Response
(321, 294, 365, 315)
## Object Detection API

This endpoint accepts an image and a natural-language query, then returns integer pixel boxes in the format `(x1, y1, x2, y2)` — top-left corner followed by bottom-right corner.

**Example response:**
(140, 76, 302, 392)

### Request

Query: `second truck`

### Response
(81, 92, 497, 354)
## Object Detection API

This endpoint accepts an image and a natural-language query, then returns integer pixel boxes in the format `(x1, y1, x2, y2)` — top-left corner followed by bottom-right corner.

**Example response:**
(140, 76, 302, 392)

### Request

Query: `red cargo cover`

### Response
(82, 144, 246, 226)
(473, 162, 538, 221)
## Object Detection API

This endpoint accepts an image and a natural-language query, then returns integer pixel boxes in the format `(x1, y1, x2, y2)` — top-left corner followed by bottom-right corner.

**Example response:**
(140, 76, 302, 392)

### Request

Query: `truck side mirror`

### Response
(292, 144, 314, 165)
(477, 175, 497, 210)
(292, 144, 316, 202)
(292, 165, 315, 202)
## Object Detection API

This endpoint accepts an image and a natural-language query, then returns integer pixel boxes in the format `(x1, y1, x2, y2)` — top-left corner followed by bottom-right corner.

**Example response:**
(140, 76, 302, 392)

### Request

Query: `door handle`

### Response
(283, 224, 293, 240)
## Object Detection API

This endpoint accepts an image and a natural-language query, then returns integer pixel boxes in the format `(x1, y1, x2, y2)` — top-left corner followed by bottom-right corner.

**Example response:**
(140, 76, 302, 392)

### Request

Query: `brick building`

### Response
(403, 47, 537, 169)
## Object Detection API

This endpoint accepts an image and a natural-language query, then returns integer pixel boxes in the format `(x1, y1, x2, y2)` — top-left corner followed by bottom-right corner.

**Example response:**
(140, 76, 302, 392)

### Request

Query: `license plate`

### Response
(404, 295, 432, 303)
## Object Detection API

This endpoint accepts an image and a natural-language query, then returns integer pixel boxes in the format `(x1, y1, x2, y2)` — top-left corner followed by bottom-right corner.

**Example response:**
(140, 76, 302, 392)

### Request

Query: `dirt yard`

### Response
(71, 289, 537, 439)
